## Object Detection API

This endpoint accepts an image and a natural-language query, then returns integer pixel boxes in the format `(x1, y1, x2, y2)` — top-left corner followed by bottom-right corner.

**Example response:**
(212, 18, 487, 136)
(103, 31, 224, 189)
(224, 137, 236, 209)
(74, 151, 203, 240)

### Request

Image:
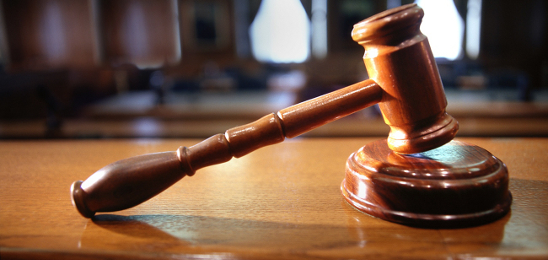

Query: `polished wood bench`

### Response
(1, 138, 547, 259)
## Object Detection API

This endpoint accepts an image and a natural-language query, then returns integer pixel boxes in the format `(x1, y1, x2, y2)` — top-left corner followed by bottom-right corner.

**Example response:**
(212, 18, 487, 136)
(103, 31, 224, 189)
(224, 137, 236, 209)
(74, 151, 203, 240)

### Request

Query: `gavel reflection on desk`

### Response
(71, 4, 511, 228)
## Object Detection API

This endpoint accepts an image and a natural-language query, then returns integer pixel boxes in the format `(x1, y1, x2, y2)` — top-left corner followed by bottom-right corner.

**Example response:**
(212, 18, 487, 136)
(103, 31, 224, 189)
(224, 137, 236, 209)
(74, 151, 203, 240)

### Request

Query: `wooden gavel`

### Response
(71, 4, 459, 218)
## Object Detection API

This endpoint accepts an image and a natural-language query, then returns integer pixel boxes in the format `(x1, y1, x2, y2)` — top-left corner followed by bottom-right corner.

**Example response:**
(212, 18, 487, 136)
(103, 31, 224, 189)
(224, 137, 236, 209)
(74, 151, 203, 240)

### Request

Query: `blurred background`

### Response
(0, 0, 547, 139)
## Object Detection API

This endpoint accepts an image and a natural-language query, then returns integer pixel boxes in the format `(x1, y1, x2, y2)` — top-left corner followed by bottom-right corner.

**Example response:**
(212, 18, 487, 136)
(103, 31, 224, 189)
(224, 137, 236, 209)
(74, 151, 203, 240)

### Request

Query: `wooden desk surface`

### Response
(1, 138, 547, 259)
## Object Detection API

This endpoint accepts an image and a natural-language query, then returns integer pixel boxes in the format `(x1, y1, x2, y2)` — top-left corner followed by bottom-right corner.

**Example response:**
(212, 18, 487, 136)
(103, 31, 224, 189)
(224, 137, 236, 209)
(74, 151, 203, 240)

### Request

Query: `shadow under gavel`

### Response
(72, 4, 459, 218)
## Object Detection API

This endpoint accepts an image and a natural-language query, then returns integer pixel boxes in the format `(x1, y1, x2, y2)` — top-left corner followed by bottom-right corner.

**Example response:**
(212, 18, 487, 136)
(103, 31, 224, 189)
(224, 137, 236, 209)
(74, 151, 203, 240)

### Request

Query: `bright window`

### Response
(249, 0, 311, 63)
(416, 0, 464, 60)
(466, 0, 482, 59)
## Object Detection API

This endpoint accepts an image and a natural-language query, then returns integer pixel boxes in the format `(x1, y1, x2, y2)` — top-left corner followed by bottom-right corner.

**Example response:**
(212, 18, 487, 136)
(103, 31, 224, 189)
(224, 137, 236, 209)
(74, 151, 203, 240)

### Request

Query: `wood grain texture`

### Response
(70, 79, 382, 218)
(1, 138, 547, 259)
(352, 4, 458, 153)
(342, 139, 511, 228)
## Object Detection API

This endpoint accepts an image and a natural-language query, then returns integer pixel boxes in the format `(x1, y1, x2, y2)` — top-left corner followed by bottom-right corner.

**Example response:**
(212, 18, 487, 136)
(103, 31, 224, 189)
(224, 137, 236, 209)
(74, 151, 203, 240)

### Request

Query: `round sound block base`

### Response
(341, 139, 512, 228)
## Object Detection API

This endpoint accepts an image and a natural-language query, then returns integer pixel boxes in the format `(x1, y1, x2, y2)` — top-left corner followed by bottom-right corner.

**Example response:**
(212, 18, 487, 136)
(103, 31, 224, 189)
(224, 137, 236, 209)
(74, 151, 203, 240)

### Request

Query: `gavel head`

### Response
(352, 3, 459, 154)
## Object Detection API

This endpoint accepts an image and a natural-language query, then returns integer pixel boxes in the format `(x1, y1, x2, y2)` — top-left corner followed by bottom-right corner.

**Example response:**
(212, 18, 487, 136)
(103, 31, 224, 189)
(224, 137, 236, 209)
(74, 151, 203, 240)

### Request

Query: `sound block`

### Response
(341, 139, 512, 228)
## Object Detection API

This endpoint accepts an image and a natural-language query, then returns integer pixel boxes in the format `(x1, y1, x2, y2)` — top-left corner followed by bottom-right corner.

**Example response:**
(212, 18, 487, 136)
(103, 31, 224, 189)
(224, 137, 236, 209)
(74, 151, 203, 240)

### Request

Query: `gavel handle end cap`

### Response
(71, 181, 95, 218)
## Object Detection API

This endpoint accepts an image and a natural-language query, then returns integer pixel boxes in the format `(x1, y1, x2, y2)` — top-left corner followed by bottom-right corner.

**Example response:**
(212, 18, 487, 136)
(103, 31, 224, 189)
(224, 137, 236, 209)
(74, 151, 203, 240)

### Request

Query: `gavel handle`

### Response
(71, 79, 382, 218)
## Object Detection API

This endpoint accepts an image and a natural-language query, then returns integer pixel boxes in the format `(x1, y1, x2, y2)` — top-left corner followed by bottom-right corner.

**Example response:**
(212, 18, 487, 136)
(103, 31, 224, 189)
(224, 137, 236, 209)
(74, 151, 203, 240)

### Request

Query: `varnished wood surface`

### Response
(1, 138, 548, 259)
(70, 80, 383, 217)
(343, 140, 511, 227)
(352, 4, 458, 153)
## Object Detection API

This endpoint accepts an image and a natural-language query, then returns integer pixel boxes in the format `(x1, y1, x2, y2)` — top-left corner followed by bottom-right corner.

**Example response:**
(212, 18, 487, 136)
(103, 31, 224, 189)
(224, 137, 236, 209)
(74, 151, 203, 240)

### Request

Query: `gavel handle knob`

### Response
(71, 149, 190, 218)
(71, 79, 382, 218)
